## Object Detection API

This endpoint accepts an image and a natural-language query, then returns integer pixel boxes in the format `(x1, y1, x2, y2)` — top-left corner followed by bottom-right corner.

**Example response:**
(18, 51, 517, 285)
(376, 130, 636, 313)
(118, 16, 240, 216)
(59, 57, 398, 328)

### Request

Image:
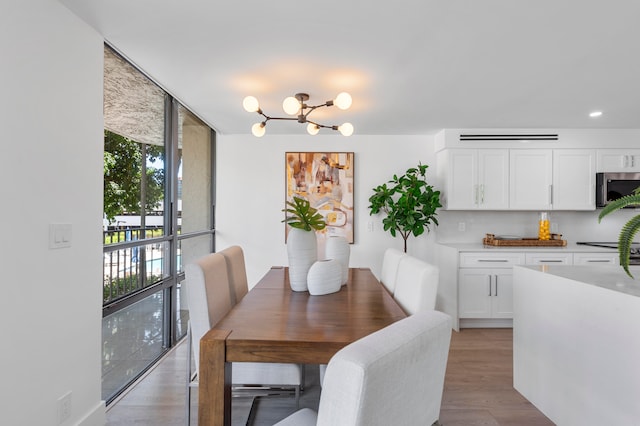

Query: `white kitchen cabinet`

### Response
(573, 252, 618, 265)
(458, 252, 523, 323)
(552, 149, 596, 210)
(525, 252, 573, 265)
(597, 149, 640, 172)
(459, 268, 514, 319)
(437, 149, 509, 210)
(439, 148, 597, 211)
(509, 149, 553, 210)
(441, 245, 625, 330)
(509, 149, 594, 210)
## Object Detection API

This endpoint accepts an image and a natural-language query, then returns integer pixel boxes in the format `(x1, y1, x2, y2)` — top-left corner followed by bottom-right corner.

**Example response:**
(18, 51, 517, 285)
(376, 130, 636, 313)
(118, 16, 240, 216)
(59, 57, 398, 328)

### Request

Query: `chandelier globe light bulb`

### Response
(282, 96, 300, 115)
(307, 123, 320, 135)
(334, 92, 352, 110)
(251, 122, 266, 137)
(243, 96, 260, 113)
(338, 122, 354, 137)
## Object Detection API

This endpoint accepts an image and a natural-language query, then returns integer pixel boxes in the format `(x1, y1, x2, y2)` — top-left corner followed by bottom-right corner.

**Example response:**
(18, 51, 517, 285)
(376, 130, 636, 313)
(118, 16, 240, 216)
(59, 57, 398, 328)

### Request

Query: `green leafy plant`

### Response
(282, 196, 326, 231)
(368, 163, 441, 253)
(598, 187, 640, 278)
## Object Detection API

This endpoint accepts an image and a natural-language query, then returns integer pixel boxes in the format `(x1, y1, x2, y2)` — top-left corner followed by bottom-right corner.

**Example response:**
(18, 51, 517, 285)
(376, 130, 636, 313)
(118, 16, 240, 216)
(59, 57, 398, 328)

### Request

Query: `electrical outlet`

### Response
(58, 391, 71, 424)
(367, 221, 374, 232)
(458, 222, 466, 232)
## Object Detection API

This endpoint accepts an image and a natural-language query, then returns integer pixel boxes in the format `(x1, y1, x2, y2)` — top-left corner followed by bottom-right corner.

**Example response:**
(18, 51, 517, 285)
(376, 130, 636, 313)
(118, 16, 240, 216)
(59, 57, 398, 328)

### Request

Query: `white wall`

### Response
(216, 134, 439, 285)
(1, 1, 105, 425)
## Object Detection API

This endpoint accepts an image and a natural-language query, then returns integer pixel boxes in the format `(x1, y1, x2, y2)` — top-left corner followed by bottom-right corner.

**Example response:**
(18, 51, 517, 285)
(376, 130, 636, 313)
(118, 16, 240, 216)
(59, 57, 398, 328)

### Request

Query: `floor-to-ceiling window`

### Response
(102, 45, 215, 403)
(174, 104, 215, 339)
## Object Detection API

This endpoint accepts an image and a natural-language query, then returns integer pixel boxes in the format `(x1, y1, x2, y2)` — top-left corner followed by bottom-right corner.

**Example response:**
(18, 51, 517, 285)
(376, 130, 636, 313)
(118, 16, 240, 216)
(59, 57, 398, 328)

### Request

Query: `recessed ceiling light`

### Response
(589, 111, 603, 118)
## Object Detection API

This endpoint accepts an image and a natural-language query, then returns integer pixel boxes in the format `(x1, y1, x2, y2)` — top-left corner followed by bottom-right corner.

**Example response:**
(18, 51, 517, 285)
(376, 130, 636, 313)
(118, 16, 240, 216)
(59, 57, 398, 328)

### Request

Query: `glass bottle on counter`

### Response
(538, 212, 550, 240)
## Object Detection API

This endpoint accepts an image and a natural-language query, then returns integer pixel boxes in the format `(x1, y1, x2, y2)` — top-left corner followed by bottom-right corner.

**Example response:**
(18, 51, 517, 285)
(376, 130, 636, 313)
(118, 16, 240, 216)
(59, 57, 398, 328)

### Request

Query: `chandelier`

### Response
(243, 92, 354, 137)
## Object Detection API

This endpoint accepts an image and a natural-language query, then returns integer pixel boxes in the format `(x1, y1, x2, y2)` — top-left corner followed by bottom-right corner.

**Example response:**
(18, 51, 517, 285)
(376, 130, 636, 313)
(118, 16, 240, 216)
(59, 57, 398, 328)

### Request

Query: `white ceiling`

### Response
(60, 0, 640, 136)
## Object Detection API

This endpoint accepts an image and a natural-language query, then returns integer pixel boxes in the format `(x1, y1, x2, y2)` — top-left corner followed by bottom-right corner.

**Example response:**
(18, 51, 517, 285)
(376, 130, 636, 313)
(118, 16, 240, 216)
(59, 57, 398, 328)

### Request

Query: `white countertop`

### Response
(437, 242, 619, 253)
(516, 264, 640, 298)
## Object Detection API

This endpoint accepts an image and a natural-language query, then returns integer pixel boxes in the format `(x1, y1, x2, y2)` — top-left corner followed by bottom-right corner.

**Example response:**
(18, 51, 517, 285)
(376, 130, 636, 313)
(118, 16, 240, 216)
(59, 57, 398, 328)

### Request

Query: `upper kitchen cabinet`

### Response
(509, 149, 553, 210)
(552, 149, 595, 210)
(437, 149, 509, 210)
(439, 148, 596, 211)
(510, 149, 595, 210)
(597, 149, 640, 172)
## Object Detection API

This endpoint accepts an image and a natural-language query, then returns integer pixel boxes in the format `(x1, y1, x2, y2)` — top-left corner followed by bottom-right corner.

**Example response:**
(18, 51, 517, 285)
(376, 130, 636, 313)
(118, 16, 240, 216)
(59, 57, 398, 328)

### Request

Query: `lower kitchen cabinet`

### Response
(459, 268, 513, 319)
(525, 252, 573, 265)
(457, 251, 524, 328)
(573, 252, 618, 265)
(440, 247, 621, 330)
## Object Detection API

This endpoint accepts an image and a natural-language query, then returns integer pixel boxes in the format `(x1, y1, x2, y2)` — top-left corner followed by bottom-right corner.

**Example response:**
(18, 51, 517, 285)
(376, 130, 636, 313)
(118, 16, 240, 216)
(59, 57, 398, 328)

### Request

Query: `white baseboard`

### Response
(78, 400, 106, 426)
(459, 318, 513, 328)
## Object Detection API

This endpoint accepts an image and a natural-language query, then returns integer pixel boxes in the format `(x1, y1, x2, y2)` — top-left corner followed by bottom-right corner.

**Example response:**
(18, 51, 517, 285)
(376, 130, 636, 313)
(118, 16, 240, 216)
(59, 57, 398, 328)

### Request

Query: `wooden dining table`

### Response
(198, 266, 407, 426)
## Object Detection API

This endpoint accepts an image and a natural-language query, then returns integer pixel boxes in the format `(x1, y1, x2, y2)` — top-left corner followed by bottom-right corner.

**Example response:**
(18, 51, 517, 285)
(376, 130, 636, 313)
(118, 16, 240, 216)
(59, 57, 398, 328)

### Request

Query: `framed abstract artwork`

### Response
(285, 152, 354, 243)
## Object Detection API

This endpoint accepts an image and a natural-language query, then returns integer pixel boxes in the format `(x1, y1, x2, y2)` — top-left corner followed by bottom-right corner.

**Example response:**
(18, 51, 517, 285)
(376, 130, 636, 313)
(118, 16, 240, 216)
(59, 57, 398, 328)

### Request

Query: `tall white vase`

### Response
(286, 228, 318, 292)
(325, 236, 350, 285)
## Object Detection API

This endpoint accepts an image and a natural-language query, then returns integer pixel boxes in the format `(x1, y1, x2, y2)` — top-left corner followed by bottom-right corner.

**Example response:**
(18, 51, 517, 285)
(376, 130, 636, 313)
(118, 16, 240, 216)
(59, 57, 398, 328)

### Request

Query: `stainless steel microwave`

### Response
(596, 172, 640, 207)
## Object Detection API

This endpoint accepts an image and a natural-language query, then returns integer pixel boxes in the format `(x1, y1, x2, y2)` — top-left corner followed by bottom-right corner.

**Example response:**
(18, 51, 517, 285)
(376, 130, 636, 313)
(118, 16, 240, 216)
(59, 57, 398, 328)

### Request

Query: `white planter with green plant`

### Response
(283, 196, 326, 291)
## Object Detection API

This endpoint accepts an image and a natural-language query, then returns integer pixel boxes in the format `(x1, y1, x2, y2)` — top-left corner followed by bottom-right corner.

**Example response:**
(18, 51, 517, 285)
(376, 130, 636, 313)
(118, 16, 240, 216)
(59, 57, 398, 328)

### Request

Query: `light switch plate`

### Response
(49, 223, 72, 249)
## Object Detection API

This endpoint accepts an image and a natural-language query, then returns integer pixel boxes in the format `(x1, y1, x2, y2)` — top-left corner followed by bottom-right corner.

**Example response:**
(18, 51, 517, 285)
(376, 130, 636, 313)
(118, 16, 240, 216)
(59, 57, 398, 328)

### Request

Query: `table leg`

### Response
(198, 329, 232, 426)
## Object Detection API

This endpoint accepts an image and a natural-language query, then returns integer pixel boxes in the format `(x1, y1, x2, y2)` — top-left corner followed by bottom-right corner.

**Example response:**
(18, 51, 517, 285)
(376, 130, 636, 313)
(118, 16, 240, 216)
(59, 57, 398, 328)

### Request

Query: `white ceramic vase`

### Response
(286, 228, 318, 292)
(325, 236, 350, 285)
(307, 259, 342, 296)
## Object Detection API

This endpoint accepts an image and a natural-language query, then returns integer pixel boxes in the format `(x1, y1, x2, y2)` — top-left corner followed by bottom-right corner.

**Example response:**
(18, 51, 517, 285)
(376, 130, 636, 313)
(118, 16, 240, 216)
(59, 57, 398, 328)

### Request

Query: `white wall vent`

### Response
(459, 133, 559, 142)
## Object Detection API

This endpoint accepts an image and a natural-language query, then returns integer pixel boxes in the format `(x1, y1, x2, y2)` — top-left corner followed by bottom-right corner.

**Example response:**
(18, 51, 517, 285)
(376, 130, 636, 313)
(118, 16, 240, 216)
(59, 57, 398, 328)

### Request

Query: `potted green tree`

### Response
(368, 163, 441, 253)
(282, 196, 326, 291)
(598, 187, 640, 278)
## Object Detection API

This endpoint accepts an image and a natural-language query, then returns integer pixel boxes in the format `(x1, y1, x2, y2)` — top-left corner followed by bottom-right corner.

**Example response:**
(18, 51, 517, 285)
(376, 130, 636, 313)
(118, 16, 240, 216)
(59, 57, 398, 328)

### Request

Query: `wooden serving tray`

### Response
(483, 233, 567, 247)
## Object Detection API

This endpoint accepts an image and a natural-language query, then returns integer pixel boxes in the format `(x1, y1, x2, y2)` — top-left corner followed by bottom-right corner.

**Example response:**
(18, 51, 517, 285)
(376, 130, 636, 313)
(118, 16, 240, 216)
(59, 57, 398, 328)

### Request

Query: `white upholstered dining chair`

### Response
(184, 252, 302, 425)
(393, 255, 439, 314)
(379, 247, 407, 294)
(218, 245, 249, 306)
(320, 254, 440, 387)
(219, 245, 306, 392)
(274, 310, 452, 426)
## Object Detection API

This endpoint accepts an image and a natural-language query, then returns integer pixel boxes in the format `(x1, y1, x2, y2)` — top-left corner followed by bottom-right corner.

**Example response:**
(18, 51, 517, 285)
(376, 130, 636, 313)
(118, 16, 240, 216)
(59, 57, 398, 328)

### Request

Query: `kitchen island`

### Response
(513, 265, 640, 425)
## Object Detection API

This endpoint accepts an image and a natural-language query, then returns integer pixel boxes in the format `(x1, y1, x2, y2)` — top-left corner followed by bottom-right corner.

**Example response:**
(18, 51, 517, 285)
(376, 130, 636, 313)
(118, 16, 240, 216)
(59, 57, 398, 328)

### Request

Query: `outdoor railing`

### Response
(103, 227, 169, 304)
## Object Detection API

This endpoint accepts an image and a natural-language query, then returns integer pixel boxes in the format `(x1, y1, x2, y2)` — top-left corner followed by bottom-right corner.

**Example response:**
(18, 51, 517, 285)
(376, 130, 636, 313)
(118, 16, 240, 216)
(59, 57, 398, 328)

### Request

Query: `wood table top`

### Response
(208, 266, 407, 364)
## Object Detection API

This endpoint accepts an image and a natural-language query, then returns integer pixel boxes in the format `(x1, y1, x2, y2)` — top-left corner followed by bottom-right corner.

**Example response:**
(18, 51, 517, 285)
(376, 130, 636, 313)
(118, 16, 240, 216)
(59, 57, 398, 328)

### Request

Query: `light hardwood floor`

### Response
(106, 328, 553, 425)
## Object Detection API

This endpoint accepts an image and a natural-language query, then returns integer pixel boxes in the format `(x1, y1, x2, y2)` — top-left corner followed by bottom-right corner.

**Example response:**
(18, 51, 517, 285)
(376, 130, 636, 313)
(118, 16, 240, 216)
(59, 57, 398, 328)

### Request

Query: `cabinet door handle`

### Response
(488, 275, 492, 296)
(549, 185, 553, 205)
(632, 156, 636, 168)
(624, 155, 630, 168)
(480, 184, 485, 204)
(478, 259, 509, 262)
(474, 185, 479, 205)
(494, 275, 498, 296)
(539, 259, 564, 263)
(587, 259, 610, 263)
